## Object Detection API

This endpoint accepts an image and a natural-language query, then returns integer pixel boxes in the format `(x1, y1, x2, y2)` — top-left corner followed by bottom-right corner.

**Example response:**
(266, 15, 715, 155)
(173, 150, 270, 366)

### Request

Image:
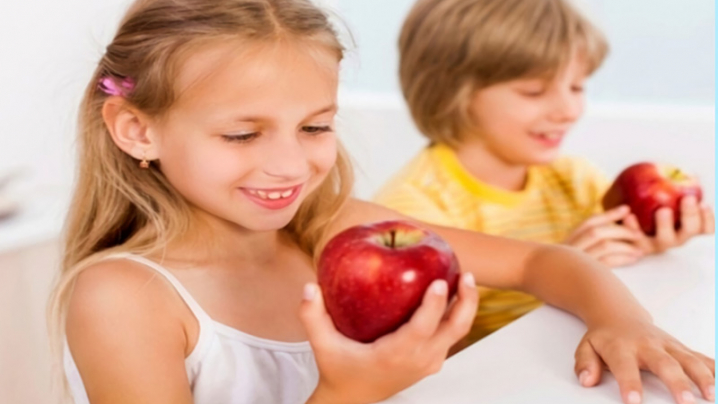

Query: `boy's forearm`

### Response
(520, 245, 652, 328)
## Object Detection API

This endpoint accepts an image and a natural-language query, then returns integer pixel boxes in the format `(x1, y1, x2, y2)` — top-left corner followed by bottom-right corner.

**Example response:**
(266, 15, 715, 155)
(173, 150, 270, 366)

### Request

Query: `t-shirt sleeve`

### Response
(562, 157, 611, 216)
(373, 182, 458, 228)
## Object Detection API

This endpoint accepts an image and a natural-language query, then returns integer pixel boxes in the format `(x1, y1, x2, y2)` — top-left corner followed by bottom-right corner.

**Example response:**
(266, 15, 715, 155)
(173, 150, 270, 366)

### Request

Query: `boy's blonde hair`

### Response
(48, 0, 352, 399)
(399, 0, 609, 146)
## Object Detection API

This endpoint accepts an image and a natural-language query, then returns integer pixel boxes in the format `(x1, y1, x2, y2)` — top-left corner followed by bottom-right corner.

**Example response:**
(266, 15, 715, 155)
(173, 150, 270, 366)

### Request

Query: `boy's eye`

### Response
(302, 125, 333, 135)
(572, 85, 585, 93)
(222, 133, 258, 143)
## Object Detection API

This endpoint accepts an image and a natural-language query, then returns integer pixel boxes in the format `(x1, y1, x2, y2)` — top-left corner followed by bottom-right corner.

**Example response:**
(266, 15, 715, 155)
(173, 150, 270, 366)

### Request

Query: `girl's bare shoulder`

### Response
(65, 257, 194, 402)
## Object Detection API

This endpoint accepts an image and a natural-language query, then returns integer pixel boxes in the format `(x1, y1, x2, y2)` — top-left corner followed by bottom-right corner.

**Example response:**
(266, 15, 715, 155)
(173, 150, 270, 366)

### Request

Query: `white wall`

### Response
(0, 0, 129, 197)
(335, 0, 715, 105)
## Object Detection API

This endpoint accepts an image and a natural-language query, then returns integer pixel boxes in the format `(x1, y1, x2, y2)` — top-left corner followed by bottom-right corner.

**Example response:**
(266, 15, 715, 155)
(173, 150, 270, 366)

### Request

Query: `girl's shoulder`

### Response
(65, 256, 195, 401)
(66, 256, 194, 356)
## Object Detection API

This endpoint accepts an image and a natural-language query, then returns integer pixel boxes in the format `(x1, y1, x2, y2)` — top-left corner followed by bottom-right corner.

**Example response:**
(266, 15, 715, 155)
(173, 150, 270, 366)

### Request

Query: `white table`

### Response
(381, 237, 715, 404)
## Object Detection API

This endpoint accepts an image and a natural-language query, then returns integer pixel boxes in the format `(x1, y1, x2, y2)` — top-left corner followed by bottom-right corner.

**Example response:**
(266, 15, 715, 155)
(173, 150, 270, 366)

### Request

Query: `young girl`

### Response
(49, 1, 714, 404)
(375, 0, 714, 342)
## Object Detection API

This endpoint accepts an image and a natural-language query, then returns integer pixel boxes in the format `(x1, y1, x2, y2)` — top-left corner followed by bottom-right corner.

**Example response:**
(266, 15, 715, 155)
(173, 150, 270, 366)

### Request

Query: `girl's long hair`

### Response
(48, 0, 353, 400)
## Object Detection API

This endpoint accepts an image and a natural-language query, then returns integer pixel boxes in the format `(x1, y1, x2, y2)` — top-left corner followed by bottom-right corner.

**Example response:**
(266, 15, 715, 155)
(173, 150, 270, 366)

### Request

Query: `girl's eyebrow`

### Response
(230, 104, 337, 123)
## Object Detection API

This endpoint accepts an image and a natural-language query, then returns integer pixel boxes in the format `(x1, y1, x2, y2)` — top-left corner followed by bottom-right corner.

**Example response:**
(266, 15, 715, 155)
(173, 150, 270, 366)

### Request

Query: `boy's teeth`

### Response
(257, 190, 267, 198)
(281, 190, 293, 198)
(267, 192, 281, 200)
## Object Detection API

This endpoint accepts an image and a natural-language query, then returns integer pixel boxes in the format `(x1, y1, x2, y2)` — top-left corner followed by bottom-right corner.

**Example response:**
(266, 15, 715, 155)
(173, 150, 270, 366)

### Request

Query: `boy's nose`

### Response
(549, 92, 583, 123)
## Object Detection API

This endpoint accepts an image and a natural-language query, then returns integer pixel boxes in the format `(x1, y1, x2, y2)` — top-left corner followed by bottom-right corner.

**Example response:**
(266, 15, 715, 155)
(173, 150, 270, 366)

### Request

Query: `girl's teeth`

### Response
(247, 188, 296, 200)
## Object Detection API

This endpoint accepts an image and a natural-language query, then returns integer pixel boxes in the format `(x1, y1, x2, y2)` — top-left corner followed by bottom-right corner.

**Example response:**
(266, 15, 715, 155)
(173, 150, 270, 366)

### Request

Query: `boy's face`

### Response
(467, 54, 588, 165)
(149, 41, 340, 232)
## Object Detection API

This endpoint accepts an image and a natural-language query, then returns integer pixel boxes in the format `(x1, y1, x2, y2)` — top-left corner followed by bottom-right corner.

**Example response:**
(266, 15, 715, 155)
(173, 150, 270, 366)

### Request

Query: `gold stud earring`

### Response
(139, 153, 150, 169)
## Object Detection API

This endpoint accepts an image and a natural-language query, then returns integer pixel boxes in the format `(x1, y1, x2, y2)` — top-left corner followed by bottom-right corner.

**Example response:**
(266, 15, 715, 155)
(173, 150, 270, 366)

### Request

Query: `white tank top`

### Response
(64, 253, 319, 404)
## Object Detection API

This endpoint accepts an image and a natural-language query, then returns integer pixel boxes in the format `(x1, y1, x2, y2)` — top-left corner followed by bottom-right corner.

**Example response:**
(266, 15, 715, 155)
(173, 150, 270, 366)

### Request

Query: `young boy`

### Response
(374, 0, 714, 342)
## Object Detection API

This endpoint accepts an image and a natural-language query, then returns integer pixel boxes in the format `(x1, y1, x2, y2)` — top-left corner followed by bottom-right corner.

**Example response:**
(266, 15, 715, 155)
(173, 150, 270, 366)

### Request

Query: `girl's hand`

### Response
(300, 272, 479, 404)
(626, 196, 715, 254)
(575, 319, 715, 404)
(565, 205, 646, 268)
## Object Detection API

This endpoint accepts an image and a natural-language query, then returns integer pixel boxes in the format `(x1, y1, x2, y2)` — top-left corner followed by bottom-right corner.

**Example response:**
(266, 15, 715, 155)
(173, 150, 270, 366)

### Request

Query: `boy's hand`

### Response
(625, 196, 715, 254)
(301, 272, 479, 404)
(575, 318, 715, 404)
(564, 205, 645, 267)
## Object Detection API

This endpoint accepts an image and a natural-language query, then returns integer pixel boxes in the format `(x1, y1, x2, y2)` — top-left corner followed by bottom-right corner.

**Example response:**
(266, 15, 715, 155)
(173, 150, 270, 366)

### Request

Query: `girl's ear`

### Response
(102, 97, 160, 162)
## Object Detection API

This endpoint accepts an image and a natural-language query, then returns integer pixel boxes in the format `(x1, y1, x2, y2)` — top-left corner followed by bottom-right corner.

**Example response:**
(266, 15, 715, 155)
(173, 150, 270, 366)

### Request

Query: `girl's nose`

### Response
(262, 135, 310, 180)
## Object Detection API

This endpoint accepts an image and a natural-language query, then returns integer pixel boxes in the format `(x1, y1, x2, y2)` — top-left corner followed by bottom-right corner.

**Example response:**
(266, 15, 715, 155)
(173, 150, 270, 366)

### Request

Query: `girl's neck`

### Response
(452, 139, 529, 192)
(159, 210, 286, 268)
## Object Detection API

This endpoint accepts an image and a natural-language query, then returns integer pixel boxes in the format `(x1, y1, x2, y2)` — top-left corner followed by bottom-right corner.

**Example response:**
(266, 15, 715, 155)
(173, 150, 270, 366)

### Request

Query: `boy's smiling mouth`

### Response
(528, 130, 566, 147)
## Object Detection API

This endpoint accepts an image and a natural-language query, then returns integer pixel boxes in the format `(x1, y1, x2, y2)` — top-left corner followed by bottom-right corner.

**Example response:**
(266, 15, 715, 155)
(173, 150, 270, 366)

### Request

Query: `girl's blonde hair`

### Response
(399, 0, 609, 146)
(48, 0, 352, 399)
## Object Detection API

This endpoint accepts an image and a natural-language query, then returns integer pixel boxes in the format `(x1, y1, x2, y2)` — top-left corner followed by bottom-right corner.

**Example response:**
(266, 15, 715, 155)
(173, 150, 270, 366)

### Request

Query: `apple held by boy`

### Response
(602, 162, 703, 236)
(318, 221, 460, 343)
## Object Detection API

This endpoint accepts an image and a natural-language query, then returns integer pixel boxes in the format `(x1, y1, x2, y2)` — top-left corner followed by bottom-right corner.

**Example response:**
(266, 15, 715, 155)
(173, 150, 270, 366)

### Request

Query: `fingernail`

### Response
(578, 370, 590, 386)
(463, 272, 475, 287)
(680, 390, 696, 404)
(683, 196, 697, 205)
(707, 385, 715, 400)
(431, 280, 447, 295)
(303, 283, 317, 301)
(627, 391, 642, 404)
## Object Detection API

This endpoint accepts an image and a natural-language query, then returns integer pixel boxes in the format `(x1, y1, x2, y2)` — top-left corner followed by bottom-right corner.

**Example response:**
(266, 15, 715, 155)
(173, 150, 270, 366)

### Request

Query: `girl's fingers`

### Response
(677, 196, 701, 241)
(642, 348, 698, 404)
(666, 346, 716, 402)
(574, 338, 604, 388)
(695, 352, 716, 377)
(299, 284, 343, 347)
(435, 272, 479, 346)
(601, 350, 644, 404)
(700, 204, 715, 235)
(654, 208, 678, 251)
(390, 280, 449, 342)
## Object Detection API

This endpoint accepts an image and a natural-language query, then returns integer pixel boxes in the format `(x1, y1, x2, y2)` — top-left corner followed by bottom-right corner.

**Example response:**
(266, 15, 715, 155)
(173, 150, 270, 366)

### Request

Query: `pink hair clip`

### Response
(98, 76, 135, 97)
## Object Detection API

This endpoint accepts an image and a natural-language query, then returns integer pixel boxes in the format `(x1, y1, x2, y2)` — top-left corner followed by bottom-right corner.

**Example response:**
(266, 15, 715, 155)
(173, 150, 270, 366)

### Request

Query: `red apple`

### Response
(602, 162, 703, 236)
(317, 220, 460, 342)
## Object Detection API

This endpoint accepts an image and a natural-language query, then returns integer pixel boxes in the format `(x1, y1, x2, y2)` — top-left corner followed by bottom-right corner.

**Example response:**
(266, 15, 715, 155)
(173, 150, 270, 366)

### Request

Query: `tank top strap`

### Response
(107, 252, 214, 326)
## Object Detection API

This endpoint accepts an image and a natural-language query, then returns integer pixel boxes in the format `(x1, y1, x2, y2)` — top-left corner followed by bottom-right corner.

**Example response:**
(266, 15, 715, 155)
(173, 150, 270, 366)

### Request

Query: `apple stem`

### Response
(390, 230, 396, 248)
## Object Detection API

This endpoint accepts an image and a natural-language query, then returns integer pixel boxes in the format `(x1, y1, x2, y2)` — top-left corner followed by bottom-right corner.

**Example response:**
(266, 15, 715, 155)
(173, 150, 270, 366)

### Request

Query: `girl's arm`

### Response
(328, 199, 715, 404)
(329, 199, 645, 321)
(66, 259, 194, 404)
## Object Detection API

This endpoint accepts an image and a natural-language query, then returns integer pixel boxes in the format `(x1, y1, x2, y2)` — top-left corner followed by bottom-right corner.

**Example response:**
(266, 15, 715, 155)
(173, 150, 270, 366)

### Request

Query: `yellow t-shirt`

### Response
(374, 144, 609, 341)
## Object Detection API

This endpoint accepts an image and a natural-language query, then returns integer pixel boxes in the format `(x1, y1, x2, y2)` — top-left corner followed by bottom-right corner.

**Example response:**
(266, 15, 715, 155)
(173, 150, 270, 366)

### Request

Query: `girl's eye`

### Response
(302, 125, 333, 135)
(572, 85, 585, 93)
(222, 133, 258, 143)
(520, 89, 545, 97)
